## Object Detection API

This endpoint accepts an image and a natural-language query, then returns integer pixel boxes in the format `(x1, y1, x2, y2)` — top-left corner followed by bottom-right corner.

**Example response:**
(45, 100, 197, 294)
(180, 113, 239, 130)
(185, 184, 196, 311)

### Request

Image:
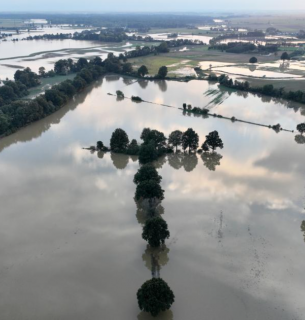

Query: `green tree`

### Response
(249, 57, 258, 63)
(116, 90, 124, 99)
(138, 65, 149, 77)
(0, 112, 10, 135)
(122, 62, 133, 73)
(296, 123, 305, 135)
(127, 139, 140, 155)
(168, 130, 182, 151)
(281, 52, 290, 61)
(137, 278, 175, 317)
(139, 142, 158, 164)
(110, 128, 129, 152)
(135, 180, 164, 202)
(142, 217, 170, 247)
(96, 141, 104, 151)
(141, 128, 167, 150)
(134, 164, 162, 185)
(158, 66, 168, 79)
(204, 131, 224, 151)
(182, 128, 199, 153)
(39, 67, 46, 77)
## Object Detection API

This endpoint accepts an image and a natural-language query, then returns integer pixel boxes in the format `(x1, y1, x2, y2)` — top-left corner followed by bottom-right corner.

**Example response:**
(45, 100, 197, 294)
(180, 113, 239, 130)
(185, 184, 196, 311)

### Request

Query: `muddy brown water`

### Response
(0, 76, 304, 320)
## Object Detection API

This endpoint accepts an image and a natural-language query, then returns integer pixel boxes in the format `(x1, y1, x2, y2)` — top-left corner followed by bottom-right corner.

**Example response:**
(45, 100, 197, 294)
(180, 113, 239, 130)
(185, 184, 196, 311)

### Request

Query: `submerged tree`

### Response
(168, 130, 182, 151)
(182, 128, 199, 153)
(249, 57, 258, 64)
(127, 139, 140, 155)
(297, 123, 305, 135)
(135, 180, 164, 203)
(142, 217, 170, 247)
(134, 164, 162, 185)
(96, 141, 104, 151)
(137, 278, 175, 317)
(139, 142, 158, 164)
(281, 52, 290, 61)
(110, 128, 129, 152)
(204, 131, 224, 151)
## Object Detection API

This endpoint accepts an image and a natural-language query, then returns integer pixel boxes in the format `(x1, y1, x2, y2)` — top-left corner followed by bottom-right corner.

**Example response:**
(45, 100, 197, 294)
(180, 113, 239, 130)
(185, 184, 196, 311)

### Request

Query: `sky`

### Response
(2, 0, 305, 12)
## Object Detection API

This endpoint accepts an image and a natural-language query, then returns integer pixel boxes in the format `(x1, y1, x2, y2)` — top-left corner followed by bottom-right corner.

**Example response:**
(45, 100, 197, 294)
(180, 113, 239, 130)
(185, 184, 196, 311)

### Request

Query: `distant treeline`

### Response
(209, 73, 305, 104)
(20, 28, 206, 46)
(209, 42, 278, 54)
(210, 30, 266, 44)
(0, 13, 214, 29)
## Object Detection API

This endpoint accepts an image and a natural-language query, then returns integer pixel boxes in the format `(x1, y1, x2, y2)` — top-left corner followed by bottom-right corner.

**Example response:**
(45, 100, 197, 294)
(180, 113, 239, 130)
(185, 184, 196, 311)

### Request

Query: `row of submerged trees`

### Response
(92, 128, 224, 316)
(208, 73, 305, 105)
(92, 127, 224, 164)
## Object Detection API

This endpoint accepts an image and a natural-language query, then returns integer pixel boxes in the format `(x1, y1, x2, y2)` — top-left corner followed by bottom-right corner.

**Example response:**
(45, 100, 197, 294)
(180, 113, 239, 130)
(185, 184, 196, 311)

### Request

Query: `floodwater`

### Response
(147, 33, 212, 44)
(0, 37, 134, 80)
(0, 76, 305, 320)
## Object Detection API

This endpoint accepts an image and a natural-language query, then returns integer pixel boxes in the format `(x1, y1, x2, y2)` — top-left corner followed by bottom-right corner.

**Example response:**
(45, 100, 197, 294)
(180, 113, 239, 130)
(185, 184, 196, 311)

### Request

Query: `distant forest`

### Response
(0, 13, 214, 29)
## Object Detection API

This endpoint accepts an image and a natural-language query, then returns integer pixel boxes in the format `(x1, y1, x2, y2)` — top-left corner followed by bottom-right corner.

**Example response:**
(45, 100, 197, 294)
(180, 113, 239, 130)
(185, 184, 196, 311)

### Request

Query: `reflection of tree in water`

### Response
(167, 153, 183, 170)
(301, 221, 305, 241)
(235, 90, 248, 99)
(156, 80, 168, 92)
(130, 154, 139, 162)
(138, 79, 149, 89)
(248, 64, 257, 72)
(111, 152, 129, 170)
(142, 244, 170, 278)
(201, 152, 223, 171)
(123, 77, 134, 85)
(135, 200, 164, 225)
(0, 79, 103, 154)
(137, 310, 173, 320)
(154, 154, 167, 169)
(295, 134, 305, 144)
(97, 151, 105, 159)
(182, 153, 198, 172)
(105, 74, 121, 82)
(279, 61, 290, 71)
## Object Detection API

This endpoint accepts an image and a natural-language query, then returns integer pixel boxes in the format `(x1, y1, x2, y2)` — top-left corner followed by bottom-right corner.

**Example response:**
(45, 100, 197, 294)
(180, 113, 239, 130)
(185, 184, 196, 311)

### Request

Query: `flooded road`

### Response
(0, 77, 304, 320)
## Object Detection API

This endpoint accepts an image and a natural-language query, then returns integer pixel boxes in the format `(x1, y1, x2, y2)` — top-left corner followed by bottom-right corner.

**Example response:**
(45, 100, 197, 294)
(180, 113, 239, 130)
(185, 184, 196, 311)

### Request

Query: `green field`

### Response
(27, 74, 76, 98)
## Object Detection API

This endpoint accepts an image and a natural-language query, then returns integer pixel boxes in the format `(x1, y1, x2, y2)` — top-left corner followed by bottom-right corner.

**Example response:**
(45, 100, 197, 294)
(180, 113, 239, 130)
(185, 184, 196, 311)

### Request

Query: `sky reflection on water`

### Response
(0, 77, 304, 320)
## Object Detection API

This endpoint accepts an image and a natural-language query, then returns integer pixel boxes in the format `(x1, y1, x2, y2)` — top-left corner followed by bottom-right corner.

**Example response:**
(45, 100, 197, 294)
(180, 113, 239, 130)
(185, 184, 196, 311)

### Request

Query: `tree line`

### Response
(208, 73, 305, 105)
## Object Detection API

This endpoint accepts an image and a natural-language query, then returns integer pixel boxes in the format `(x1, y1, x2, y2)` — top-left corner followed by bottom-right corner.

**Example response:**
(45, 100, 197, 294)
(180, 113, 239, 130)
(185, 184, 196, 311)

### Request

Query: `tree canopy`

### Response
(142, 217, 170, 247)
(137, 278, 175, 317)
(138, 65, 149, 77)
(249, 57, 258, 64)
(134, 164, 162, 185)
(135, 180, 164, 202)
(168, 130, 182, 151)
(296, 123, 305, 135)
(182, 128, 199, 153)
(281, 52, 290, 61)
(204, 131, 224, 151)
(158, 66, 168, 79)
(110, 128, 129, 152)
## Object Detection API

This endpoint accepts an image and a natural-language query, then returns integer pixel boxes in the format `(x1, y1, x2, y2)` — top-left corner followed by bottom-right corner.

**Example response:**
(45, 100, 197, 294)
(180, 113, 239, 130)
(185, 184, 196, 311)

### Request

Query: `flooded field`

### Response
(0, 76, 304, 320)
